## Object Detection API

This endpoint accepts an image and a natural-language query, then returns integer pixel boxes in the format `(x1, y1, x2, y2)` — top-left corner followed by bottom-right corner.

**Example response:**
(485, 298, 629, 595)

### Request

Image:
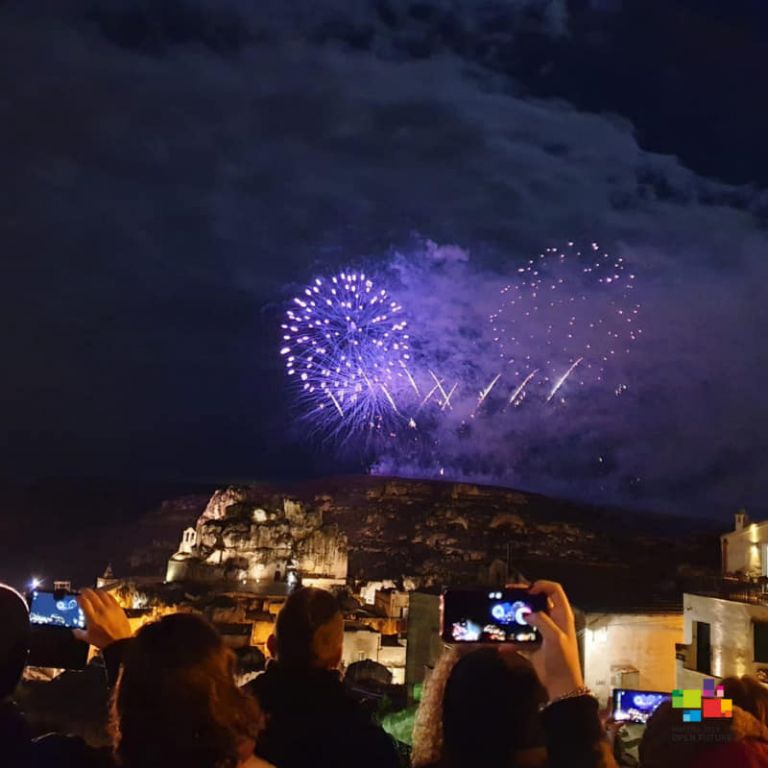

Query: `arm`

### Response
(101, 638, 132, 688)
(522, 581, 617, 768)
(75, 588, 133, 687)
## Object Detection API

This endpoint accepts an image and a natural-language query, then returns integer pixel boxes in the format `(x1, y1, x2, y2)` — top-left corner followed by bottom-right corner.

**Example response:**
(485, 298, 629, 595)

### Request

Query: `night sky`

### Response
(2, 0, 767, 521)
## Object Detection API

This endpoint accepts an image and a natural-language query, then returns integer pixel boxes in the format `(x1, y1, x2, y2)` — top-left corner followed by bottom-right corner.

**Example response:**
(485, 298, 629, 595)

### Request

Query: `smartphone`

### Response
(612, 688, 670, 724)
(29, 589, 86, 630)
(441, 588, 547, 644)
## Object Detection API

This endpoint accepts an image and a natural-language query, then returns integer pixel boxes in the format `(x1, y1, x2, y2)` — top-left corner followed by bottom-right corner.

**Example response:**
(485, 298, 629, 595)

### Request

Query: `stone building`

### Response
(677, 591, 768, 688)
(342, 623, 407, 685)
(166, 487, 348, 590)
(581, 606, 682, 707)
(102, 578, 288, 655)
(721, 509, 766, 578)
(375, 589, 410, 621)
(678, 510, 768, 688)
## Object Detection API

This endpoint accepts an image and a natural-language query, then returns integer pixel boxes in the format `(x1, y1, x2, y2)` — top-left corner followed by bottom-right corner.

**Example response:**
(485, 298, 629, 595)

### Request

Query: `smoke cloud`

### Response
(1, 1, 766, 517)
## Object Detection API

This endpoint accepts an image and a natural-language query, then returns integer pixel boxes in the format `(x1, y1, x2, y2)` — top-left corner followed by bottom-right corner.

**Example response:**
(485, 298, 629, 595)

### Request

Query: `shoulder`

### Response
(693, 741, 768, 768)
(241, 755, 276, 768)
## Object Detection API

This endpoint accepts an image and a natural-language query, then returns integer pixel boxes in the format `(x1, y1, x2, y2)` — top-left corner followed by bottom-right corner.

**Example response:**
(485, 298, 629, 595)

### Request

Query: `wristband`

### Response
(541, 686, 594, 710)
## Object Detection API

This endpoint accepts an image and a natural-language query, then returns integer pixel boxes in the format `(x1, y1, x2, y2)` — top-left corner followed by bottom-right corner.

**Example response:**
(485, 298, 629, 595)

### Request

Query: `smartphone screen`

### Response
(441, 588, 547, 644)
(29, 590, 86, 630)
(612, 689, 670, 724)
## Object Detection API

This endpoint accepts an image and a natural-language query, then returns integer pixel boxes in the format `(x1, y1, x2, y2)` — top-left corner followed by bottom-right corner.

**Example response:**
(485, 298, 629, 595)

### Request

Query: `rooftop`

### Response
(687, 575, 768, 607)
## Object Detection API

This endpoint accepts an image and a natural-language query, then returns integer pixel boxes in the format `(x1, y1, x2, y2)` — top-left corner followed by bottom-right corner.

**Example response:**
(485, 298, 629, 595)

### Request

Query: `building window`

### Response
(695, 621, 711, 675)
(754, 622, 768, 663)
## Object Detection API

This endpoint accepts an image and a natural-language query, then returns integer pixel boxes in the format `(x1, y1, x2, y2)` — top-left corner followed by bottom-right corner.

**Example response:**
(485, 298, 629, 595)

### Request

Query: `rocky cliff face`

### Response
(167, 492, 347, 586)
(148, 476, 719, 590)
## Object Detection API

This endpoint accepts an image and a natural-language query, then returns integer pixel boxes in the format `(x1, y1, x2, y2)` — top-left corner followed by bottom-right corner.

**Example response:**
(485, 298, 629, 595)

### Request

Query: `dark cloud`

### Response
(1, 0, 766, 517)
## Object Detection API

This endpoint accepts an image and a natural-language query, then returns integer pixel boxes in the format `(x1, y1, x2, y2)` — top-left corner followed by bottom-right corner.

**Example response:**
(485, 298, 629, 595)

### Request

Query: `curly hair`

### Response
(412, 645, 464, 767)
(722, 675, 768, 725)
(111, 612, 262, 768)
(412, 646, 546, 768)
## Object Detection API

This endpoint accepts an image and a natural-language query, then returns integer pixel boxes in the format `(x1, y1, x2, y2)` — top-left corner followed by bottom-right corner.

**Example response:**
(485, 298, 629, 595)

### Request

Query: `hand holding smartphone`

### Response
(441, 587, 548, 644)
(29, 589, 86, 630)
(27, 588, 89, 670)
(612, 689, 670, 724)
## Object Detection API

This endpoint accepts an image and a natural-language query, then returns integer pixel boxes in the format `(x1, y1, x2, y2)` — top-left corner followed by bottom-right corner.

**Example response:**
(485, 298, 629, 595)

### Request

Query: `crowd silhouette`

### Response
(3, 580, 768, 767)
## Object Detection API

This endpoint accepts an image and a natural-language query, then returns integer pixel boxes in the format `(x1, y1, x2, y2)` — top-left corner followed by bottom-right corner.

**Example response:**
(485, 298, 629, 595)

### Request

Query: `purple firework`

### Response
(280, 271, 411, 437)
(489, 242, 641, 406)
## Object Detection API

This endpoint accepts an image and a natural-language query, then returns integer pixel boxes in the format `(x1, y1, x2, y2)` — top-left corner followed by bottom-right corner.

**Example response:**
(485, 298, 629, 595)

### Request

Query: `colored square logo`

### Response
(683, 689, 701, 709)
(702, 699, 723, 718)
(675, 680, 733, 723)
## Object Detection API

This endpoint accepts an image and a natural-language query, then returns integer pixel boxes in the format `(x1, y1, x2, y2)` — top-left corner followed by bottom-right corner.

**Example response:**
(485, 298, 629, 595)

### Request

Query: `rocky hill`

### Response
(125, 475, 720, 591)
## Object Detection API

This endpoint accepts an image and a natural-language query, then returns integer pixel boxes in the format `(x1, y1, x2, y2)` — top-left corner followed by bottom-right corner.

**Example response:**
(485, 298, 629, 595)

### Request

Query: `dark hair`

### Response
(112, 613, 260, 768)
(0, 584, 29, 698)
(441, 648, 547, 766)
(274, 587, 341, 668)
(639, 700, 732, 768)
(722, 675, 768, 724)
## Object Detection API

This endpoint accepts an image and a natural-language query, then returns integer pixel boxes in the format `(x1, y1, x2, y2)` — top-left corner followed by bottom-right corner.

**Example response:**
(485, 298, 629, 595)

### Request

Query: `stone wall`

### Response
(680, 592, 768, 683)
(583, 612, 683, 707)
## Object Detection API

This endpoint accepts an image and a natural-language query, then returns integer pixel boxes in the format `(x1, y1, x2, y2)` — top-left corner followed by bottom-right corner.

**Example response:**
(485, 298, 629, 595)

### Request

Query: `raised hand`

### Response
(74, 588, 132, 650)
(522, 580, 584, 701)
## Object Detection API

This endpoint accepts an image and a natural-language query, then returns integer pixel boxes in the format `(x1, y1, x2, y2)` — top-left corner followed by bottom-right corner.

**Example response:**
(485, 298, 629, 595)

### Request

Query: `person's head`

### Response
(722, 676, 768, 725)
(267, 587, 343, 670)
(112, 612, 261, 768)
(0, 584, 29, 699)
(412, 646, 547, 768)
(639, 699, 735, 768)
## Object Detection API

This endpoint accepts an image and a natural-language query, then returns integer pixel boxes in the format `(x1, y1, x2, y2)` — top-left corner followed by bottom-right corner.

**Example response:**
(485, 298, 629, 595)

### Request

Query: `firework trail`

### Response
(327, 390, 344, 418)
(420, 378, 443, 408)
(546, 357, 584, 403)
(380, 384, 400, 414)
(507, 369, 538, 408)
(477, 372, 502, 411)
(441, 382, 458, 411)
(428, 370, 453, 409)
(402, 364, 421, 396)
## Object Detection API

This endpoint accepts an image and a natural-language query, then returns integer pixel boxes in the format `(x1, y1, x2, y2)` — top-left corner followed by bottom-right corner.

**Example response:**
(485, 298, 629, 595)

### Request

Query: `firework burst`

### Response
(280, 271, 411, 438)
